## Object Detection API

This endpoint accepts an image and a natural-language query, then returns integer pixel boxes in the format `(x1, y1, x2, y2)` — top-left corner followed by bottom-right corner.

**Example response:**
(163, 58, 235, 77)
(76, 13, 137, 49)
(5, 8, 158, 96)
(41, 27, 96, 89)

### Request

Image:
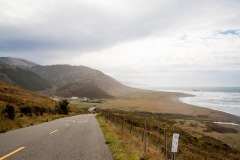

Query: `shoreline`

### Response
(101, 89, 240, 123)
(157, 89, 240, 117)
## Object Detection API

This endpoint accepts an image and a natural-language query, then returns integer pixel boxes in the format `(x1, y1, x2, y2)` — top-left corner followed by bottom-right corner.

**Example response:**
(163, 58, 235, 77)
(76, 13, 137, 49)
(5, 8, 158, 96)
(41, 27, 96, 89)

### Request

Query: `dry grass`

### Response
(100, 91, 239, 123)
(97, 109, 240, 160)
(0, 82, 87, 133)
(0, 82, 57, 109)
(98, 90, 240, 155)
(69, 100, 99, 109)
(96, 114, 164, 160)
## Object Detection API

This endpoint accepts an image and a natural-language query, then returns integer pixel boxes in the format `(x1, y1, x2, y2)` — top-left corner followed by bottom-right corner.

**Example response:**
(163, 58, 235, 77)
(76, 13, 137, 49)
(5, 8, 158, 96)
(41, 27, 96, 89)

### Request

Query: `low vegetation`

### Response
(56, 82, 113, 98)
(97, 109, 240, 160)
(0, 62, 51, 91)
(69, 99, 100, 110)
(0, 82, 86, 133)
(96, 114, 148, 160)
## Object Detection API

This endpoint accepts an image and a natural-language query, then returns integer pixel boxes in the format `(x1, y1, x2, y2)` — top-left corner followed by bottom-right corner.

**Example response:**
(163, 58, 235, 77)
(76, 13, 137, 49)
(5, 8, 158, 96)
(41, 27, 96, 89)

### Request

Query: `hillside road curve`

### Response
(0, 114, 113, 160)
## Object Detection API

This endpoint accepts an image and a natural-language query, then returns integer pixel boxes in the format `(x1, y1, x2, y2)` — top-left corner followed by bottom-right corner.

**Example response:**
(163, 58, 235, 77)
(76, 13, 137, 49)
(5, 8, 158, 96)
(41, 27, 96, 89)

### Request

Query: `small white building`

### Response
(71, 97, 78, 100)
(80, 97, 88, 102)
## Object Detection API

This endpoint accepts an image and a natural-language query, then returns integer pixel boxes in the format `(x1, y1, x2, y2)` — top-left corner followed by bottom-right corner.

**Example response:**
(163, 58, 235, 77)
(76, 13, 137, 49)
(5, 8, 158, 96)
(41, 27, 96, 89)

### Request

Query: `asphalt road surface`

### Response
(0, 114, 113, 160)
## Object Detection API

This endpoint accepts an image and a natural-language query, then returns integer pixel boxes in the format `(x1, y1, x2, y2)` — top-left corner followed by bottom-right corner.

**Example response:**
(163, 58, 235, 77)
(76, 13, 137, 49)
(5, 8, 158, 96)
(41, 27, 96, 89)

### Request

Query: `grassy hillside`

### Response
(0, 57, 38, 68)
(97, 109, 240, 160)
(98, 91, 240, 159)
(0, 57, 137, 98)
(0, 62, 52, 91)
(56, 82, 113, 98)
(31, 64, 133, 96)
(0, 82, 86, 132)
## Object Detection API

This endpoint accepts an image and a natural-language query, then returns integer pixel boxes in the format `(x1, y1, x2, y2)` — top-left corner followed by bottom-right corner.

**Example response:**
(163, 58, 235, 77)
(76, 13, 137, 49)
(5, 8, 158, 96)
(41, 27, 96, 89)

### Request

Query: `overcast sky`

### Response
(0, 0, 240, 88)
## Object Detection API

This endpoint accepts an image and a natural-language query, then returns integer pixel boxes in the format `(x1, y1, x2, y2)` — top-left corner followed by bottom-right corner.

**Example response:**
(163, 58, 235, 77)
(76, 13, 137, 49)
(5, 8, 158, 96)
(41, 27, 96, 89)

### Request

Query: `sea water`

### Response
(157, 87, 240, 117)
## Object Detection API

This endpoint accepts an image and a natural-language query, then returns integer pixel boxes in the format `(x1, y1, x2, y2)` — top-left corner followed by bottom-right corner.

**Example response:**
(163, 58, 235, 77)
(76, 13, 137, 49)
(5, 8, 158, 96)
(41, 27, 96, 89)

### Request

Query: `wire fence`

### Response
(98, 110, 239, 160)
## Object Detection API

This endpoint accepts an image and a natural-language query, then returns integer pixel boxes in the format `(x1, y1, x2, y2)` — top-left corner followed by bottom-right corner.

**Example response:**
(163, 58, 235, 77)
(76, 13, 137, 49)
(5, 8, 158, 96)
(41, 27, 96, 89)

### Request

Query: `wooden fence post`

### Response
(130, 121, 133, 134)
(144, 120, 147, 155)
(122, 115, 125, 133)
(164, 128, 168, 158)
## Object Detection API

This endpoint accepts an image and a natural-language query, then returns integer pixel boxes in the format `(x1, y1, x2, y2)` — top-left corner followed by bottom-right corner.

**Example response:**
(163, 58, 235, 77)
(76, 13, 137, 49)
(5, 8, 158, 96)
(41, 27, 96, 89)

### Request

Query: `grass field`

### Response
(98, 110, 240, 160)
(100, 91, 239, 123)
(98, 90, 240, 159)
(69, 99, 101, 109)
(96, 114, 162, 160)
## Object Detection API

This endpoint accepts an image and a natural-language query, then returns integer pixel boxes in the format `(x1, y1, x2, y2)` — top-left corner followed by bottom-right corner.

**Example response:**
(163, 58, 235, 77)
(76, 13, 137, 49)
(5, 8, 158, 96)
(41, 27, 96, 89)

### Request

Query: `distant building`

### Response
(79, 97, 102, 103)
(71, 97, 78, 100)
(80, 97, 88, 102)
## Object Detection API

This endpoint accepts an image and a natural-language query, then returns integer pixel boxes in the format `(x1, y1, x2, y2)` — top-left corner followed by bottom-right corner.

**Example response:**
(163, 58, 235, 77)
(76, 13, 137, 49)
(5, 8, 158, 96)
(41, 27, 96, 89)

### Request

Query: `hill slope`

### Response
(0, 62, 52, 91)
(0, 57, 38, 68)
(0, 82, 86, 132)
(0, 82, 56, 109)
(56, 82, 113, 98)
(31, 65, 132, 96)
(0, 57, 136, 97)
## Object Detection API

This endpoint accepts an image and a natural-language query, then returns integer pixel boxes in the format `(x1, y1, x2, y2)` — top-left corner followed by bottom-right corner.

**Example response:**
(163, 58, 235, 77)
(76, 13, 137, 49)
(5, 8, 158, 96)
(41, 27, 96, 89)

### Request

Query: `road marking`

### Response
(49, 130, 58, 134)
(65, 124, 70, 126)
(0, 147, 25, 160)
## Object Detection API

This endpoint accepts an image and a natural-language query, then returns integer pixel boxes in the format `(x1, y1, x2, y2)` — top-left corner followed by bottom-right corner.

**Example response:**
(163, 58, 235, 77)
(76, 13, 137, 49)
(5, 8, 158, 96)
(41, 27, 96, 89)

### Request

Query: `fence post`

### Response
(144, 120, 147, 155)
(122, 115, 125, 133)
(172, 153, 176, 160)
(130, 121, 133, 134)
(164, 128, 168, 158)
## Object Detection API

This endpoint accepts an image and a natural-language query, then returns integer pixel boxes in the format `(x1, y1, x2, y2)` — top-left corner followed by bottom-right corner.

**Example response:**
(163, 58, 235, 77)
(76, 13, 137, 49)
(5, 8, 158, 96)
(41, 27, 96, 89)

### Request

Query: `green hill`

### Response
(0, 57, 38, 68)
(56, 82, 113, 98)
(0, 62, 52, 91)
(31, 64, 132, 97)
(0, 82, 85, 132)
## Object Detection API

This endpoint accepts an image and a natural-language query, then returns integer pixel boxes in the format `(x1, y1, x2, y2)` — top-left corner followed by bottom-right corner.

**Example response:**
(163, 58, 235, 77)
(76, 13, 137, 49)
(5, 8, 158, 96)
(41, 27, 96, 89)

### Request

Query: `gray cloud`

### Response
(1, 0, 238, 55)
(0, 0, 240, 87)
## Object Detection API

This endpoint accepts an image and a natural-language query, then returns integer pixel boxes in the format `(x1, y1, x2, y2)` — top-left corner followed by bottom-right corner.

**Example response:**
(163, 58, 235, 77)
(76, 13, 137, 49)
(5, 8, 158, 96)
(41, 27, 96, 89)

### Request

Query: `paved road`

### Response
(88, 100, 112, 112)
(0, 114, 113, 160)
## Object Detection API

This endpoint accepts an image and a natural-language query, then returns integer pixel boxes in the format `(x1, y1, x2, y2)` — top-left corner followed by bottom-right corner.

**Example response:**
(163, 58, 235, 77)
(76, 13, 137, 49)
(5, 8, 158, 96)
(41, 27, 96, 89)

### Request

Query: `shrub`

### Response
(20, 106, 32, 116)
(32, 106, 46, 116)
(3, 104, 15, 120)
(58, 99, 69, 114)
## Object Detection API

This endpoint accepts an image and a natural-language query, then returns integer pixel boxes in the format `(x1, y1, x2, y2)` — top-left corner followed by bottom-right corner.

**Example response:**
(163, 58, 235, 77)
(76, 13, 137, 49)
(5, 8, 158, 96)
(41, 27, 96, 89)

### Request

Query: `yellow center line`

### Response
(49, 130, 58, 134)
(0, 147, 25, 160)
(65, 124, 70, 126)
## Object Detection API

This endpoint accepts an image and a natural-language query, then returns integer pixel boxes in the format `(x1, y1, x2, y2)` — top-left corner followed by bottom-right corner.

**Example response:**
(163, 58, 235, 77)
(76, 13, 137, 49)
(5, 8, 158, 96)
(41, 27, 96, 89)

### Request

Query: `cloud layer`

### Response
(0, 0, 240, 87)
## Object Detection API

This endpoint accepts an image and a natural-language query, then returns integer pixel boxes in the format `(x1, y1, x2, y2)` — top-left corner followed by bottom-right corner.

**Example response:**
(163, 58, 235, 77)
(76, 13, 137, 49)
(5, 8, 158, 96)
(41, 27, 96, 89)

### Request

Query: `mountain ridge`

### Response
(0, 57, 135, 98)
(0, 57, 39, 68)
(0, 61, 52, 91)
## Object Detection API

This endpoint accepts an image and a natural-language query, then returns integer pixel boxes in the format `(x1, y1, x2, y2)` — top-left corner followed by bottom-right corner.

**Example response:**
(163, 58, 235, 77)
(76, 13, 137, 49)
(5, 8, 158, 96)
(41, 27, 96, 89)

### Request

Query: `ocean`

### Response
(157, 87, 240, 117)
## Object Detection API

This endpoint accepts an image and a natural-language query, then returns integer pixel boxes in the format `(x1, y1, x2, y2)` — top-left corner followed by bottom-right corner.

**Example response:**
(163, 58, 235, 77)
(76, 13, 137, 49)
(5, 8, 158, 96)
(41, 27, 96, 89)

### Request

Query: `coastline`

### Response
(99, 89, 240, 152)
(156, 87, 240, 116)
(162, 90, 240, 123)
(101, 89, 240, 123)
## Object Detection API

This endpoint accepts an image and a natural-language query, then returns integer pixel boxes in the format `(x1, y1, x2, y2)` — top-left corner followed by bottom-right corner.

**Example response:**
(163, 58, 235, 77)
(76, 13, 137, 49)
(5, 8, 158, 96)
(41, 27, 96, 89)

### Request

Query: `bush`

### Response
(3, 104, 15, 120)
(32, 106, 46, 116)
(58, 99, 69, 115)
(20, 106, 32, 116)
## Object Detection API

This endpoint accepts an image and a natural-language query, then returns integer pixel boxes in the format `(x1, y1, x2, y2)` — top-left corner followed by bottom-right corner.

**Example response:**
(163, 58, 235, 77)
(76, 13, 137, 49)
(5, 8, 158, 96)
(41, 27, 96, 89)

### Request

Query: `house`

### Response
(71, 97, 78, 100)
(80, 97, 88, 102)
